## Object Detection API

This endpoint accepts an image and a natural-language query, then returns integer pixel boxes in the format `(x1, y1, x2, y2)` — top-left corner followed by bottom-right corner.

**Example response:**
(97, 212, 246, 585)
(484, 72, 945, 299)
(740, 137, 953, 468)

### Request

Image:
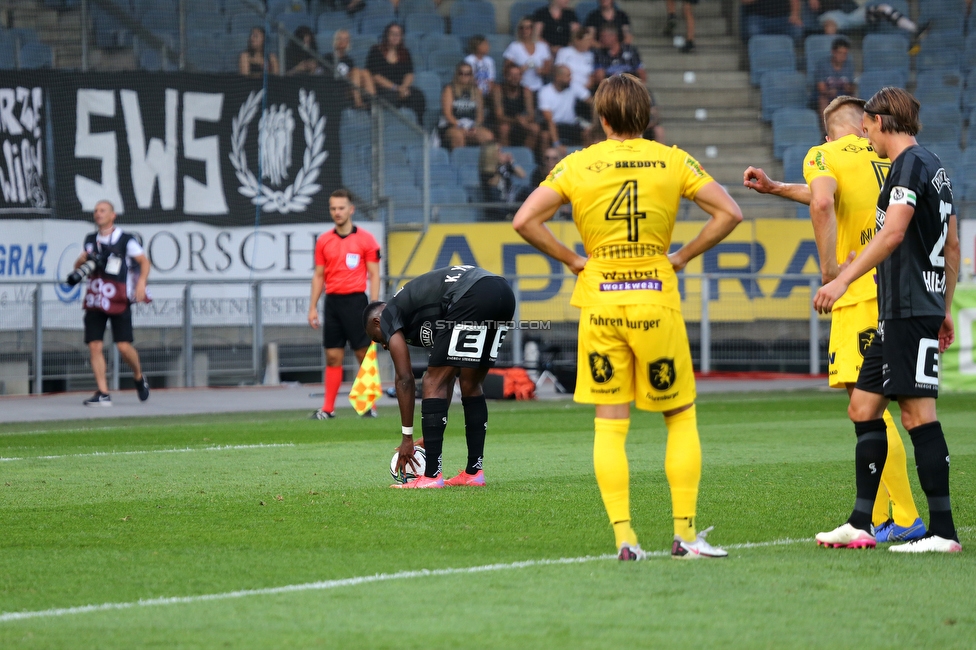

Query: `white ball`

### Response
(390, 446, 427, 483)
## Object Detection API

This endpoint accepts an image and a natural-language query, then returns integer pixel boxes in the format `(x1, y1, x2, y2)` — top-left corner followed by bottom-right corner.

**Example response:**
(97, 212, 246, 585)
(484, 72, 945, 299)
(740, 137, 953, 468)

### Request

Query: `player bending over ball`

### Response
(363, 265, 516, 488)
(513, 72, 742, 560)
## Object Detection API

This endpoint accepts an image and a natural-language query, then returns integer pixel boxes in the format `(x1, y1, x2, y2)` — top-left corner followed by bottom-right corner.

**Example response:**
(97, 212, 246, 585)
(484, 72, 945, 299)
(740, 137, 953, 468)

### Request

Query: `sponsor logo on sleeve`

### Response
(814, 151, 826, 170)
(684, 156, 706, 178)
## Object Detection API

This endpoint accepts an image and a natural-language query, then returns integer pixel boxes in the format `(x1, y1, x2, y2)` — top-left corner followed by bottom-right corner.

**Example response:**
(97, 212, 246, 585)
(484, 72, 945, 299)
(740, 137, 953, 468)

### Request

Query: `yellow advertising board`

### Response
(388, 220, 826, 322)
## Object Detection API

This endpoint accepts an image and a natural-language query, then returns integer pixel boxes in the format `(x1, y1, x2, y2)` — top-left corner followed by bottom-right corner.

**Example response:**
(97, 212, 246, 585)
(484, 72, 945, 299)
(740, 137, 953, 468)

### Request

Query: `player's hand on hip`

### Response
(568, 254, 588, 276)
(813, 279, 847, 314)
(308, 308, 320, 329)
(939, 313, 955, 352)
(134, 287, 147, 303)
(743, 166, 773, 193)
(668, 252, 687, 272)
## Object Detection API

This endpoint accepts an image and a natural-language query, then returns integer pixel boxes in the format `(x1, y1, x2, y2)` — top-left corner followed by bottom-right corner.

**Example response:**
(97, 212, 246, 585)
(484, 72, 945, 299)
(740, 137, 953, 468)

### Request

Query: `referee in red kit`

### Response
(308, 188, 381, 419)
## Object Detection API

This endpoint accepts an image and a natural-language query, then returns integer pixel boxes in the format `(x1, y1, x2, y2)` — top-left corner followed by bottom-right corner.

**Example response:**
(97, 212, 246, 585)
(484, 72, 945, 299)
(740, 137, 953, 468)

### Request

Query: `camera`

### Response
(66, 250, 108, 286)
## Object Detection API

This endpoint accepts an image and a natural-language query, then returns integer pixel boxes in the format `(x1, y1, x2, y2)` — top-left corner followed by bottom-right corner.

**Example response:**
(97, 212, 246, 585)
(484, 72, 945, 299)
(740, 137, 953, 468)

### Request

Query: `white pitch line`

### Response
(0, 443, 295, 462)
(0, 537, 808, 624)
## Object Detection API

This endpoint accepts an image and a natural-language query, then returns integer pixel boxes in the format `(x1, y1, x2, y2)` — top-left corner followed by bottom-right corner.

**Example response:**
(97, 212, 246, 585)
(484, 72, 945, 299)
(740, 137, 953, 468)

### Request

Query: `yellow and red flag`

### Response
(349, 342, 381, 415)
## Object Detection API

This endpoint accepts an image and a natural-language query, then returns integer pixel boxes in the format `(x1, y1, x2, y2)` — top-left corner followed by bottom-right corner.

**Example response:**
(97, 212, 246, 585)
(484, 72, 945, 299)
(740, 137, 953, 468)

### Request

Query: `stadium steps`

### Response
(5, 0, 83, 68)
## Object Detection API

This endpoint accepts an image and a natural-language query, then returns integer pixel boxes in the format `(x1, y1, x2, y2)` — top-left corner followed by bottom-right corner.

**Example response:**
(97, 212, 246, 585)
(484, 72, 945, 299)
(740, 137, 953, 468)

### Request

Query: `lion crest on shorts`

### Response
(588, 352, 614, 384)
(858, 328, 877, 357)
(648, 358, 676, 391)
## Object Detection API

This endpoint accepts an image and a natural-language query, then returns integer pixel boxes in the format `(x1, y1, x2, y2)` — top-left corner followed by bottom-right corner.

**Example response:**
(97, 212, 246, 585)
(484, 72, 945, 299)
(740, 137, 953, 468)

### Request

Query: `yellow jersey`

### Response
(542, 138, 713, 309)
(802, 133, 890, 309)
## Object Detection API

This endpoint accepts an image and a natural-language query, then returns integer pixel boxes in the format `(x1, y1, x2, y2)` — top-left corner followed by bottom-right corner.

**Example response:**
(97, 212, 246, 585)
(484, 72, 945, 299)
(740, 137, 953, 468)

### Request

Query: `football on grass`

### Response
(390, 446, 427, 483)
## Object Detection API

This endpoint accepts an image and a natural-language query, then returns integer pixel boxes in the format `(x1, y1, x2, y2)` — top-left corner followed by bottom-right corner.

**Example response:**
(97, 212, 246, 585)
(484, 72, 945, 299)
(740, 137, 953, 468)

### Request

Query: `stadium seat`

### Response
(450, 146, 481, 169)
(419, 33, 461, 59)
(861, 34, 909, 73)
(503, 146, 535, 172)
(404, 13, 444, 37)
(278, 12, 315, 35)
(917, 103, 962, 147)
(509, 0, 547, 33)
(412, 70, 444, 131)
(401, 0, 437, 14)
(781, 144, 812, 218)
(575, 1, 599, 24)
(340, 108, 372, 147)
(0, 34, 17, 68)
(917, 49, 962, 73)
(962, 70, 976, 114)
(417, 162, 458, 187)
(924, 143, 962, 181)
(92, 5, 134, 48)
(347, 38, 373, 68)
(359, 13, 397, 36)
(760, 70, 808, 122)
(317, 11, 355, 34)
(450, 1, 496, 41)
(426, 48, 463, 86)
(771, 108, 821, 160)
(856, 69, 907, 100)
(343, 163, 373, 202)
(958, 148, 976, 200)
(18, 41, 53, 69)
(432, 187, 478, 222)
(914, 72, 962, 108)
(803, 34, 833, 75)
(486, 33, 513, 59)
(748, 35, 796, 86)
(268, 0, 307, 19)
(919, 0, 968, 32)
(142, 8, 180, 39)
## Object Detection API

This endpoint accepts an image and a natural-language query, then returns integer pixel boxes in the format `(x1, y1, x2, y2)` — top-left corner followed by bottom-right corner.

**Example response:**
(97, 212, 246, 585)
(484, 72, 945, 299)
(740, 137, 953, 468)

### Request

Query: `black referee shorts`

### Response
(323, 292, 371, 350)
(84, 308, 134, 344)
(855, 316, 943, 399)
(429, 276, 517, 369)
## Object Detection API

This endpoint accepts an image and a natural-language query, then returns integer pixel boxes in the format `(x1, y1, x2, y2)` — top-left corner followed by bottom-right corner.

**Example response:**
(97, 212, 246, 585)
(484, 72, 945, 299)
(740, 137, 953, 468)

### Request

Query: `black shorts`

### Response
(429, 276, 517, 368)
(84, 308, 133, 344)
(855, 316, 943, 399)
(324, 292, 371, 350)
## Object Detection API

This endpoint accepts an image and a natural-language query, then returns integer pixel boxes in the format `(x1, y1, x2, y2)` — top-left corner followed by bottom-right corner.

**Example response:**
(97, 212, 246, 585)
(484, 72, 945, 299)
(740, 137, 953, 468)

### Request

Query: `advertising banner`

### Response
(0, 75, 50, 217)
(388, 220, 826, 322)
(49, 73, 343, 225)
(0, 219, 383, 329)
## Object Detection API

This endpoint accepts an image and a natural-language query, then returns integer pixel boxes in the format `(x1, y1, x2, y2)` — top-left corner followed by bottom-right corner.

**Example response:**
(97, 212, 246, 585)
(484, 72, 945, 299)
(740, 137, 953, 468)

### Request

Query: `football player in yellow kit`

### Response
(514, 73, 743, 560)
(743, 95, 925, 544)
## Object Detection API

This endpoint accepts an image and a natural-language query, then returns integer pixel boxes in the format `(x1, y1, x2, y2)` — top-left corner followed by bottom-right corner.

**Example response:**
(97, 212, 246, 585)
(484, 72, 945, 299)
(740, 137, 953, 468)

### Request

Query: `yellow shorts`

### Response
(828, 299, 879, 388)
(575, 304, 696, 412)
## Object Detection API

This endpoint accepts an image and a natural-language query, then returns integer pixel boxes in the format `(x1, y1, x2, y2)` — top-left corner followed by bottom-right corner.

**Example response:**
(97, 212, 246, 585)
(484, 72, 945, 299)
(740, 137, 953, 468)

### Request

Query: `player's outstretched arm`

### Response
(668, 182, 743, 271)
(814, 204, 914, 313)
(387, 331, 420, 472)
(743, 166, 812, 205)
(808, 176, 841, 283)
(940, 213, 960, 352)
(513, 186, 588, 275)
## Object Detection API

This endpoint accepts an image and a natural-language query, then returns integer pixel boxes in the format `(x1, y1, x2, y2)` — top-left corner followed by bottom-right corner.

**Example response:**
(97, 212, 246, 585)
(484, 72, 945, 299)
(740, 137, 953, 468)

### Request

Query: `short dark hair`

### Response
(330, 188, 353, 202)
(467, 34, 486, 54)
(831, 35, 851, 51)
(362, 300, 386, 332)
(865, 86, 920, 136)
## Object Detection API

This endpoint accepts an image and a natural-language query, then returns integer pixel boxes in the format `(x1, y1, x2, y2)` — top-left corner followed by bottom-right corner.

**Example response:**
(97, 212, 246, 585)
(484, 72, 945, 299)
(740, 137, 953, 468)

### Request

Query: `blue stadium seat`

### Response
(402, 0, 437, 13)
(803, 34, 833, 75)
(958, 148, 976, 200)
(142, 8, 179, 40)
(0, 33, 18, 68)
(340, 108, 372, 147)
(914, 72, 962, 107)
(917, 103, 962, 147)
(317, 11, 356, 34)
(748, 35, 796, 86)
(925, 143, 962, 181)
(861, 34, 909, 73)
(917, 49, 961, 73)
(503, 146, 535, 171)
(93, 5, 134, 48)
(451, 2, 496, 40)
(575, 1, 599, 25)
(509, 0, 547, 33)
(18, 41, 53, 68)
(419, 33, 461, 59)
(412, 70, 444, 131)
(426, 48, 463, 86)
(856, 69, 907, 100)
(432, 187, 478, 222)
(359, 13, 397, 36)
(450, 146, 481, 169)
(268, 0, 307, 19)
(278, 12, 315, 35)
(919, 0, 968, 32)
(771, 108, 821, 160)
(962, 70, 976, 114)
(347, 38, 373, 68)
(760, 71, 808, 122)
(417, 162, 458, 187)
(486, 33, 513, 58)
(404, 13, 444, 36)
(229, 14, 266, 37)
(343, 163, 373, 202)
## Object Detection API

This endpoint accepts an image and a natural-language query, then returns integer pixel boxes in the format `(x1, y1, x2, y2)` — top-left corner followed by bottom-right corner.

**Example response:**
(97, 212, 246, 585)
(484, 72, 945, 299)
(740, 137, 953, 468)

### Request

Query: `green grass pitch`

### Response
(1, 392, 974, 648)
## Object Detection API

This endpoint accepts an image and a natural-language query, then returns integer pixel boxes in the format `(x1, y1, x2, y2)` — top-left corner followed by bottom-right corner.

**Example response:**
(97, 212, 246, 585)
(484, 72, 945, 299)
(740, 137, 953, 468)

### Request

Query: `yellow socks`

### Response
(873, 408, 921, 527)
(664, 406, 701, 543)
(593, 417, 635, 548)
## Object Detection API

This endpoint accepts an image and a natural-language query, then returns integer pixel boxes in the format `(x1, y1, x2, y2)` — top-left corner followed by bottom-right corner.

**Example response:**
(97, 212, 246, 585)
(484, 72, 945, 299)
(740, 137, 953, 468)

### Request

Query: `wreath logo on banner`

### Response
(230, 88, 326, 214)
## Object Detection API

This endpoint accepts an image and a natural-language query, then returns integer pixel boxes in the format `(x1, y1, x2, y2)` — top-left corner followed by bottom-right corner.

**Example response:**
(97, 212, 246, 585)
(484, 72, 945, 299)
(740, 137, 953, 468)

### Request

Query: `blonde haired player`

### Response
(513, 73, 742, 560)
(743, 95, 925, 544)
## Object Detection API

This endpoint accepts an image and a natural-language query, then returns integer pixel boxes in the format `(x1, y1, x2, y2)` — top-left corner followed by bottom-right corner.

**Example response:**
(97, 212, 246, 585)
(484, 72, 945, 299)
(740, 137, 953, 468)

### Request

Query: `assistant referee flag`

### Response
(349, 343, 381, 415)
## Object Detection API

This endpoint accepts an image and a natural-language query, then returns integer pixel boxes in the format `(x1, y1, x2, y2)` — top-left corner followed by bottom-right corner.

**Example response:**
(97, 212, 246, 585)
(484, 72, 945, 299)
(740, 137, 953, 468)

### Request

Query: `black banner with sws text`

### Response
(50, 72, 343, 225)
(0, 74, 49, 216)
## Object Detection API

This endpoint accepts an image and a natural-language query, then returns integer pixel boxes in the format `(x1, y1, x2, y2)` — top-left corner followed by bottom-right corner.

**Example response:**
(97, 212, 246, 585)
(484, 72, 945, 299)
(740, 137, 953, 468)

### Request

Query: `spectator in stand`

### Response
(593, 24, 646, 85)
(480, 142, 527, 219)
(440, 61, 495, 149)
(664, 0, 697, 53)
(816, 2, 929, 52)
(366, 23, 426, 125)
(285, 26, 324, 76)
(464, 35, 496, 98)
(584, 0, 632, 45)
(325, 29, 376, 110)
(645, 90, 666, 143)
(528, 146, 572, 217)
(504, 17, 553, 93)
(538, 64, 594, 147)
(328, 0, 365, 16)
(492, 62, 544, 156)
(532, 0, 579, 55)
(740, 0, 804, 45)
(555, 27, 596, 93)
(239, 26, 279, 78)
(813, 36, 854, 115)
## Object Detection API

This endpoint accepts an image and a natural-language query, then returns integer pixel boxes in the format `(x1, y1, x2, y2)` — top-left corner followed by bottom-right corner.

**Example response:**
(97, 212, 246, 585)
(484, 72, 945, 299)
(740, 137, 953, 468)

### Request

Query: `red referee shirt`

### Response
(314, 226, 381, 295)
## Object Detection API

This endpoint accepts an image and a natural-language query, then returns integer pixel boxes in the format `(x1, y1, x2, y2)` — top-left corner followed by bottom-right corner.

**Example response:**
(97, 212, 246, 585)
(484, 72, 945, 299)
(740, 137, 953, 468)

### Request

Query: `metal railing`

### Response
(0, 272, 829, 395)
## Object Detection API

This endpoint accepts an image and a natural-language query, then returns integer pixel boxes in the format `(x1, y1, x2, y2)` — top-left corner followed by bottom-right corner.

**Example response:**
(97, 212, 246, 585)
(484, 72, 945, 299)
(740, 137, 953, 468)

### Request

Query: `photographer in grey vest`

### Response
(68, 200, 151, 407)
